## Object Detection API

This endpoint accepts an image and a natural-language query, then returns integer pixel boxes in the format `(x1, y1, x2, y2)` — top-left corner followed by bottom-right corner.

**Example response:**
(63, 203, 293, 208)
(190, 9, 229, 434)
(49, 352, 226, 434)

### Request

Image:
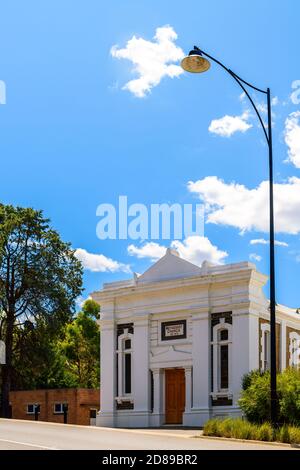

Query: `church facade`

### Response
(91, 248, 300, 428)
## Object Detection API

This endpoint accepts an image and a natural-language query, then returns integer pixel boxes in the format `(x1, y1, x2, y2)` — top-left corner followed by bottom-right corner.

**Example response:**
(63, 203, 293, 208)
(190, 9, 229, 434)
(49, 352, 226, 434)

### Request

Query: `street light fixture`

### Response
(181, 46, 277, 426)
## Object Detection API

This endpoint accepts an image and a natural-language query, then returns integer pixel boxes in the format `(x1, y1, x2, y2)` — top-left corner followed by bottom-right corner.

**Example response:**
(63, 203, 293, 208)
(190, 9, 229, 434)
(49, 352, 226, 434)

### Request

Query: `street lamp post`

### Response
(181, 46, 277, 426)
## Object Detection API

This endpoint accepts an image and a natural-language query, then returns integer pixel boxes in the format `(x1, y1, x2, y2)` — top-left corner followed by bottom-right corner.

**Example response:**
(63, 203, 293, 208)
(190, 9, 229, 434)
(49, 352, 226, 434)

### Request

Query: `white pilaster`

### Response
(133, 316, 150, 422)
(188, 312, 210, 425)
(152, 368, 161, 414)
(97, 319, 116, 426)
(232, 312, 259, 406)
(281, 320, 287, 371)
(184, 366, 192, 413)
(150, 367, 163, 426)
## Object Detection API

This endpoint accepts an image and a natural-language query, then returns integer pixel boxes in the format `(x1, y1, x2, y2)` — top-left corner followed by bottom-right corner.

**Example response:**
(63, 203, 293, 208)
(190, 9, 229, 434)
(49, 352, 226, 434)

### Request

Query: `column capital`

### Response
(151, 367, 161, 375)
(191, 311, 209, 321)
(134, 315, 150, 327)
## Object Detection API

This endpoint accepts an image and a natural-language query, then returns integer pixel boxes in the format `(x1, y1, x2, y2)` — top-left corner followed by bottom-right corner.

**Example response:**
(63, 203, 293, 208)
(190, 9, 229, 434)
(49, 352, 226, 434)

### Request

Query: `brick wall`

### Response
(9, 388, 100, 426)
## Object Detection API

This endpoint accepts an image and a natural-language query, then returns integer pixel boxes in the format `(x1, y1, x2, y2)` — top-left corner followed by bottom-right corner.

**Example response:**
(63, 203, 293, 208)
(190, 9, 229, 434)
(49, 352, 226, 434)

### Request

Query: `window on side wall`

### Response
(53, 403, 65, 414)
(27, 404, 35, 414)
(263, 330, 270, 371)
(290, 333, 300, 369)
(260, 323, 271, 372)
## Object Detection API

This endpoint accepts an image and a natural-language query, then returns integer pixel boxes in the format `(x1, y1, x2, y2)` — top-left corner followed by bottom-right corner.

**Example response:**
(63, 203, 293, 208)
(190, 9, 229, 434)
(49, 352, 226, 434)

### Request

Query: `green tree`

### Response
(59, 299, 100, 388)
(0, 204, 83, 417)
(239, 368, 300, 425)
(12, 319, 77, 390)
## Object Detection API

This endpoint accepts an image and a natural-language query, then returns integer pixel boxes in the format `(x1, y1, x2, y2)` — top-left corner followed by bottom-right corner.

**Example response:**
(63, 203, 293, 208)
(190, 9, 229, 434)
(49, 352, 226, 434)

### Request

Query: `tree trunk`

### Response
(0, 314, 14, 418)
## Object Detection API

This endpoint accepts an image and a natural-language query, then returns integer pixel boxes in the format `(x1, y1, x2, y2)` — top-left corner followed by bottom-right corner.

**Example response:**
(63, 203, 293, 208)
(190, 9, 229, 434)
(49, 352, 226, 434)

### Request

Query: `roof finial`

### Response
(166, 247, 180, 257)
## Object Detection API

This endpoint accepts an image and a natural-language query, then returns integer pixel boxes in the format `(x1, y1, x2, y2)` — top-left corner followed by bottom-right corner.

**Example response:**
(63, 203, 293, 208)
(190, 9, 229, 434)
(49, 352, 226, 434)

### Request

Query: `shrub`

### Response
(218, 418, 235, 438)
(203, 418, 221, 437)
(239, 368, 300, 425)
(278, 368, 300, 425)
(256, 422, 274, 442)
(241, 370, 263, 391)
(238, 371, 271, 423)
(288, 426, 300, 444)
(231, 419, 256, 440)
(276, 425, 290, 443)
(203, 417, 300, 445)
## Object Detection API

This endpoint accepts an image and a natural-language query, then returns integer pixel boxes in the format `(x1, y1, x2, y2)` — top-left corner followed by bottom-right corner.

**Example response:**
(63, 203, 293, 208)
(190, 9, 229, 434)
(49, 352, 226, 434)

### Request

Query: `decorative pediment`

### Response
(150, 345, 191, 365)
(138, 248, 202, 284)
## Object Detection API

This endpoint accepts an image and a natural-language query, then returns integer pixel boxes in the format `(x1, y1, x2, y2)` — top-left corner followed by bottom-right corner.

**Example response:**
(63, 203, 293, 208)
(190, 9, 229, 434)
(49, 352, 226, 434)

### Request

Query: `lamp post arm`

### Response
(194, 46, 269, 145)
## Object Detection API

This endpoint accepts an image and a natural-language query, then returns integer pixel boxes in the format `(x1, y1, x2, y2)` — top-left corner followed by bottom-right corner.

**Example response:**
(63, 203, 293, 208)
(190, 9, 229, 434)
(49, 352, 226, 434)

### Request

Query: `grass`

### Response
(203, 418, 300, 445)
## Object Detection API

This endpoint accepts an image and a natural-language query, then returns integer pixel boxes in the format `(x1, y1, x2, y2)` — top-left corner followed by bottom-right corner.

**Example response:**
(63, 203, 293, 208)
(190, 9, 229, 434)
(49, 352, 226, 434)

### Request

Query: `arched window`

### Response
(260, 323, 270, 372)
(219, 329, 229, 390)
(289, 332, 300, 369)
(211, 320, 232, 397)
(117, 329, 133, 399)
(123, 338, 132, 394)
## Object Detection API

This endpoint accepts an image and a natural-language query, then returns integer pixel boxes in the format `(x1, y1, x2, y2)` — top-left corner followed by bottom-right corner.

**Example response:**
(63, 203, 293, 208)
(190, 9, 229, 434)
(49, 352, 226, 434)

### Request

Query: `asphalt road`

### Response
(0, 419, 292, 450)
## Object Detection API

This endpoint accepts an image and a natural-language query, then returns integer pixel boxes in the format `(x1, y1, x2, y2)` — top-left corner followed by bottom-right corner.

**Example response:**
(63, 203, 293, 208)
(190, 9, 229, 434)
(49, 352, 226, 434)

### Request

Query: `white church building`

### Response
(92, 248, 300, 428)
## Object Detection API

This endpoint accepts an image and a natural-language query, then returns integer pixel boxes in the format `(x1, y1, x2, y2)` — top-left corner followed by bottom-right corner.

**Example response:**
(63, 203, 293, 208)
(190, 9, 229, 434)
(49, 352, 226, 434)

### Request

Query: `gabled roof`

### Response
(137, 248, 203, 283)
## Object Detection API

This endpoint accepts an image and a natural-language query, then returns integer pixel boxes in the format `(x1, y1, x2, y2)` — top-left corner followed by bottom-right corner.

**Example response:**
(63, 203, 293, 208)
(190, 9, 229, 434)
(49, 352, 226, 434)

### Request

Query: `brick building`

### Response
(9, 388, 100, 426)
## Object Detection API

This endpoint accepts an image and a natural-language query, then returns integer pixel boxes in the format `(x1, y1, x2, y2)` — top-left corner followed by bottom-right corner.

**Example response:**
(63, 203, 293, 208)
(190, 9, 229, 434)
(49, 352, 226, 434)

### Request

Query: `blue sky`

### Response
(0, 1, 300, 307)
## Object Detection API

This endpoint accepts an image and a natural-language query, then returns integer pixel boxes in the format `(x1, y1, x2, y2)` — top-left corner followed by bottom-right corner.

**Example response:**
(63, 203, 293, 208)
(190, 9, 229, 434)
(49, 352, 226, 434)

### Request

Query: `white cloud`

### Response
(249, 253, 262, 262)
(290, 80, 300, 105)
(250, 238, 268, 245)
(289, 250, 300, 263)
(250, 238, 288, 247)
(127, 242, 166, 261)
(257, 103, 267, 114)
(128, 236, 228, 266)
(110, 25, 184, 98)
(75, 248, 130, 273)
(171, 236, 228, 265)
(188, 176, 300, 235)
(75, 295, 90, 309)
(208, 111, 252, 137)
(272, 96, 279, 106)
(275, 240, 289, 247)
(284, 111, 300, 168)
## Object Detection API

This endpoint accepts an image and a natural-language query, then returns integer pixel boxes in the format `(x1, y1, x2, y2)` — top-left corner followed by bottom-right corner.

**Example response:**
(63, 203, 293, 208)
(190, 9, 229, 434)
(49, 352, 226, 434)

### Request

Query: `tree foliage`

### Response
(10, 299, 100, 391)
(0, 204, 83, 416)
(239, 368, 300, 425)
(58, 299, 100, 388)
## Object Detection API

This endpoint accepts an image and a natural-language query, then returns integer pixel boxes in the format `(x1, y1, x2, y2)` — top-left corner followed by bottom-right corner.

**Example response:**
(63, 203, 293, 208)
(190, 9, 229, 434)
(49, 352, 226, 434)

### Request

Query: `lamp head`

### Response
(181, 48, 211, 73)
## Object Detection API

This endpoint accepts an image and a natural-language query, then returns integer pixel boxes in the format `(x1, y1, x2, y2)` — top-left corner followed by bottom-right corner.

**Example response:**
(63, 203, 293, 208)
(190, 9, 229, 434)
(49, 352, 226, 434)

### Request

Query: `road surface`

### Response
(0, 419, 292, 450)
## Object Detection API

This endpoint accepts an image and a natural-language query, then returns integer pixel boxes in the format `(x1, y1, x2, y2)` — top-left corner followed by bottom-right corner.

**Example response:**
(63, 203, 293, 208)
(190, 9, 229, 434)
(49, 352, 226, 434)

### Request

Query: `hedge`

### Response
(203, 418, 300, 444)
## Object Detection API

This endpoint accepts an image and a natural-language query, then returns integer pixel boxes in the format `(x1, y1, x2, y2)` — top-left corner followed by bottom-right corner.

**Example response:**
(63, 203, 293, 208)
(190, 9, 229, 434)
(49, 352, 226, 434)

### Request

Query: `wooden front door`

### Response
(165, 369, 185, 424)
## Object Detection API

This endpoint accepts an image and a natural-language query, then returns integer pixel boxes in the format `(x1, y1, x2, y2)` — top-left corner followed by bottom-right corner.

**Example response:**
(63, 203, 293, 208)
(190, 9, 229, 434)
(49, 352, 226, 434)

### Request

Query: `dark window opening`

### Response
(220, 345, 228, 389)
(220, 329, 228, 341)
(54, 403, 65, 414)
(150, 371, 154, 412)
(125, 353, 131, 394)
(27, 404, 34, 414)
(27, 403, 40, 414)
(124, 339, 131, 350)
(90, 409, 97, 419)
